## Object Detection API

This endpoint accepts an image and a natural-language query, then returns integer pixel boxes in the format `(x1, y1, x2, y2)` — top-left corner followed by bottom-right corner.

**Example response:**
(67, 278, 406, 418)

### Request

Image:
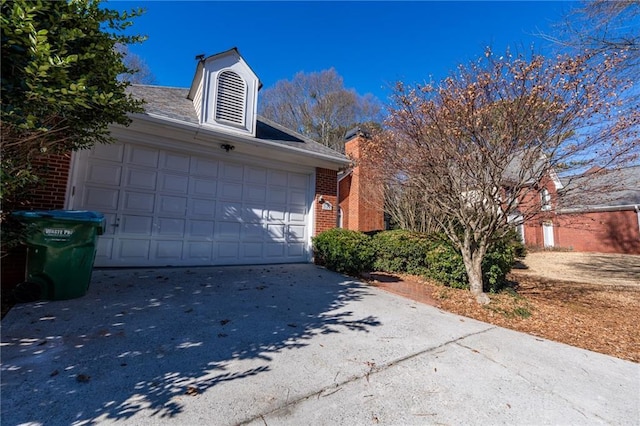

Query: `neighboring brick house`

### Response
(2, 48, 350, 287)
(521, 166, 640, 254)
(338, 128, 385, 233)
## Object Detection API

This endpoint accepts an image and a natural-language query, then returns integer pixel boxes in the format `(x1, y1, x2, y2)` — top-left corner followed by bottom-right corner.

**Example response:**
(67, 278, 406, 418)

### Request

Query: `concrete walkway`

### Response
(1, 264, 638, 425)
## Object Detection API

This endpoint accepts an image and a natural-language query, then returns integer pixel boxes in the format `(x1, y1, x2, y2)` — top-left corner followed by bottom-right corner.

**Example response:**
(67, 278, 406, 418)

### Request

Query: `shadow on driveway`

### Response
(1, 264, 380, 425)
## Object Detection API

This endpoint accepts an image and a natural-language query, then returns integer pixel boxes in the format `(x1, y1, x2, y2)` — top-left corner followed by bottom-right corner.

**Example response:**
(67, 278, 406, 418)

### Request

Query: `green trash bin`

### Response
(12, 210, 105, 301)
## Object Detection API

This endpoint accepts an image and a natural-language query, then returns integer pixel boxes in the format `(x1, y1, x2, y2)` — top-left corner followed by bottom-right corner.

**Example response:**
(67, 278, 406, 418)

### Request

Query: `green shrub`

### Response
(312, 228, 375, 275)
(422, 233, 517, 293)
(371, 230, 437, 275)
(483, 231, 522, 292)
(424, 237, 469, 289)
(505, 228, 527, 258)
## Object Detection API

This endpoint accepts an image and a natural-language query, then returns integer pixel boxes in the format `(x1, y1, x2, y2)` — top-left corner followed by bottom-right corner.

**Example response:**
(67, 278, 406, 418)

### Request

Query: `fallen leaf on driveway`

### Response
(76, 374, 91, 383)
(186, 386, 199, 396)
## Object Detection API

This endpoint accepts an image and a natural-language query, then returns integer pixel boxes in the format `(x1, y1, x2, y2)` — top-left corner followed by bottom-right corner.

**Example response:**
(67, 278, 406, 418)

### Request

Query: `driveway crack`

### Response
(235, 325, 497, 425)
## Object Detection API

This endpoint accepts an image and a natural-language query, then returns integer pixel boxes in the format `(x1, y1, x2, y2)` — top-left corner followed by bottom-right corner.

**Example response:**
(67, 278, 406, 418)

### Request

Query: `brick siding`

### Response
(555, 210, 640, 254)
(338, 136, 385, 232)
(314, 167, 338, 235)
(520, 175, 640, 254)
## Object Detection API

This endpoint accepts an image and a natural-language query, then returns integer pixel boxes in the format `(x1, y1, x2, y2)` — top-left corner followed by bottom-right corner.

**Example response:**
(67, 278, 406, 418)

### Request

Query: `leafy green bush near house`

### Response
(313, 228, 519, 293)
(312, 228, 375, 275)
(423, 237, 470, 289)
(372, 230, 437, 275)
(423, 233, 518, 293)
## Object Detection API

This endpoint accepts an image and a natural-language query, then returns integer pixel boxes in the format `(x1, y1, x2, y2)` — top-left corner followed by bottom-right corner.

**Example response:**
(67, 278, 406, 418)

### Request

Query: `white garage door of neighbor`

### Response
(70, 143, 312, 267)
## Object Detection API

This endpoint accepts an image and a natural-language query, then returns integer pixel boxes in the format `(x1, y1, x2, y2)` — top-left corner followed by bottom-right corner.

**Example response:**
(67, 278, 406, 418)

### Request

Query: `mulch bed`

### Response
(367, 271, 640, 363)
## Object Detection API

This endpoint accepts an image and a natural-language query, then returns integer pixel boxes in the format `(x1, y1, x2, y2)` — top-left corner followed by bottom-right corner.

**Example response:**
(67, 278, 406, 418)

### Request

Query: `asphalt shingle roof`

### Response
(558, 165, 640, 210)
(126, 85, 348, 161)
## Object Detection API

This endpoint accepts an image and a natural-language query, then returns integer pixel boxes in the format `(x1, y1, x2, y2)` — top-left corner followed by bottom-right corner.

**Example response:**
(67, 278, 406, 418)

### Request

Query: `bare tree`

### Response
(360, 49, 639, 303)
(116, 43, 156, 85)
(258, 68, 382, 152)
(543, 1, 639, 77)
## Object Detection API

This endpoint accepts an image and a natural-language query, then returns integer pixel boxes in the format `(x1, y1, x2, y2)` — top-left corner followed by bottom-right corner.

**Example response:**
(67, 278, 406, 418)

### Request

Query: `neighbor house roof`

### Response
(558, 165, 640, 212)
(125, 84, 349, 164)
(502, 151, 562, 188)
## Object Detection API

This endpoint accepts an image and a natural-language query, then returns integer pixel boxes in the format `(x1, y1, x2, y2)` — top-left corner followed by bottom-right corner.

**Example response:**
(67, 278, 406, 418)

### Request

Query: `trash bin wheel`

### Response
(13, 281, 43, 303)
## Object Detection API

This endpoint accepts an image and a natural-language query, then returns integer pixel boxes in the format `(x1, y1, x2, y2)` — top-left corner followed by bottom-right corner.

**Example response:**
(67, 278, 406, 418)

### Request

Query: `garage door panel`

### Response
(124, 191, 155, 213)
(288, 243, 305, 257)
(222, 163, 243, 180)
(247, 167, 267, 183)
(288, 225, 306, 241)
(83, 187, 119, 211)
(190, 178, 216, 197)
(242, 242, 262, 258)
(190, 199, 215, 217)
(118, 239, 151, 260)
(245, 185, 266, 203)
(218, 202, 241, 220)
(267, 224, 285, 240)
(220, 182, 243, 200)
(87, 163, 122, 186)
(289, 205, 306, 223)
(265, 243, 285, 257)
(96, 237, 114, 260)
(125, 169, 156, 190)
(191, 158, 218, 177)
(127, 145, 159, 167)
(161, 152, 190, 172)
(90, 143, 124, 162)
(243, 223, 265, 240)
(267, 188, 287, 204)
(217, 242, 239, 259)
(188, 220, 214, 238)
(241, 205, 264, 221)
(268, 170, 287, 186)
(289, 190, 307, 206)
(158, 195, 187, 216)
(217, 222, 241, 240)
(268, 209, 285, 221)
(289, 173, 308, 189)
(121, 215, 153, 235)
(186, 241, 213, 260)
(157, 218, 185, 236)
(153, 240, 183, 260)
(159, 173, 189, 193)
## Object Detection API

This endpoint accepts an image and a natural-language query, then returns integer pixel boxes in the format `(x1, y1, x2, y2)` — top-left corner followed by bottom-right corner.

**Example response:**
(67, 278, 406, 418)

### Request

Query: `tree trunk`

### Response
(461, 245, 490, 305)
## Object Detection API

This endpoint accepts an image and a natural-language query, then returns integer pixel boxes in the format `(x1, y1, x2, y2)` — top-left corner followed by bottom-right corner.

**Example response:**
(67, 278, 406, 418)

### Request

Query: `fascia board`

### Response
(557, 204, 639, 214)
(115, 113, 350, 170)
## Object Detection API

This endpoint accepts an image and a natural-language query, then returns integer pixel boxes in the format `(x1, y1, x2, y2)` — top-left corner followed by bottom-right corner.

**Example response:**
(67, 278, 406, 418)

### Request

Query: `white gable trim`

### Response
(193, 50, 259, 137)
(117, 113, 350, 171)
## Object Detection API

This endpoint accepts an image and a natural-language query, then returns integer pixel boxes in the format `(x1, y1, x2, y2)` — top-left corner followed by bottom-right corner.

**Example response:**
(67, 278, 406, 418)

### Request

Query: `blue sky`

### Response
(114, 1, 574, 102)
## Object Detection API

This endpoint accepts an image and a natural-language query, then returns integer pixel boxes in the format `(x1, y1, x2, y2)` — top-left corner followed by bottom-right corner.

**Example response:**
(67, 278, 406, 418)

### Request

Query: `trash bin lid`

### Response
(12, 210, 105, 223)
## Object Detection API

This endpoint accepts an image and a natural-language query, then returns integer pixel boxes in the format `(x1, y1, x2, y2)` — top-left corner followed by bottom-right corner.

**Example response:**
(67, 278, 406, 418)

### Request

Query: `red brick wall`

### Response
(338, 174, 352, 229)
(29, 153, 72, 209)
(339, 136, 385, 232)
(314, 167, 338, 235)
(519, 173, 640, 254)
(1, 153, 71, 293)
(554, 210, 640, 254)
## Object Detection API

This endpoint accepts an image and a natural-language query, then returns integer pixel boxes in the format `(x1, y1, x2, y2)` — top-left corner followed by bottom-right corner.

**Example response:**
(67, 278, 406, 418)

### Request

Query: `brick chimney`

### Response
(338, 127, 385, 232)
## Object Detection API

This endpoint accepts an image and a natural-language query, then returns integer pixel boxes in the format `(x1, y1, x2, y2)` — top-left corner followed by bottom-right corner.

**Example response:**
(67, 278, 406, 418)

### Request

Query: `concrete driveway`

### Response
(1, 264, 638, 425)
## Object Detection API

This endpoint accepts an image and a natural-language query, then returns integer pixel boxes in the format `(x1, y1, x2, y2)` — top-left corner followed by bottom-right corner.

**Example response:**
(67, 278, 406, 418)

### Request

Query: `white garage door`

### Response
(70, 143, 312, 267)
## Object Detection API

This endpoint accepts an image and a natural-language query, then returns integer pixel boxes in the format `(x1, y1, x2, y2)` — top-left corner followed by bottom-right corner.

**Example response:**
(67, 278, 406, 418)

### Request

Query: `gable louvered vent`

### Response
(215, 70, 246, 125)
